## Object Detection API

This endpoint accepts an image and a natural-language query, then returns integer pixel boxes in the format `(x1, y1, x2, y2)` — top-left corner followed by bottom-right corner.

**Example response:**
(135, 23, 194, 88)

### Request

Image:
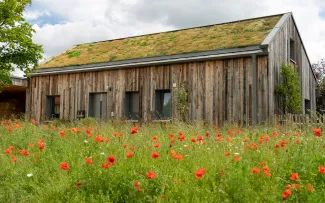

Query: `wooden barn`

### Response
(26, 12, 317, 124)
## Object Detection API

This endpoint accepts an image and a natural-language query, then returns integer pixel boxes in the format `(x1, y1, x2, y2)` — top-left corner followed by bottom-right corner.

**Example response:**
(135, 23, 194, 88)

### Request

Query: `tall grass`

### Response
(0, 118, 324, 202)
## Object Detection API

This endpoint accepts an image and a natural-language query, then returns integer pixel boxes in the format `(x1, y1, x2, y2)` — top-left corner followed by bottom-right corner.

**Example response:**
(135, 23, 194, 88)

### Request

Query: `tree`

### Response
(312, 59, 325, 113)
(275, 63, 302, 114)
(0, 0, 43, 91)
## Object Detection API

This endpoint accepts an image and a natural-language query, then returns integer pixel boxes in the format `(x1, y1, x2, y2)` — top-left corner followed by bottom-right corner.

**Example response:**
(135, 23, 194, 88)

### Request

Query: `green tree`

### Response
(275, 63, 302, 114)
(0, 0, 43, 91)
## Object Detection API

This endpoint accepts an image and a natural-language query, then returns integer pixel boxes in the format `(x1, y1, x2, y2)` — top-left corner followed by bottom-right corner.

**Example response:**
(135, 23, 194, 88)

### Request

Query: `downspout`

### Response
(252, 54, 257, 125)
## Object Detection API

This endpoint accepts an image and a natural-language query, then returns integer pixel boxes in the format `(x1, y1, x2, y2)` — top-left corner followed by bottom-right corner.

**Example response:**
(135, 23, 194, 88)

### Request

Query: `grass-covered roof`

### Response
(39, 14, 282, 69)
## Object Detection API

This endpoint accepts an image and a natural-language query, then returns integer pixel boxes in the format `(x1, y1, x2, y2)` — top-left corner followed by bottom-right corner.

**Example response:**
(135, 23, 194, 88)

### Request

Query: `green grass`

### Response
(0, 119, 324, 202)
(39, 15, 282, 68)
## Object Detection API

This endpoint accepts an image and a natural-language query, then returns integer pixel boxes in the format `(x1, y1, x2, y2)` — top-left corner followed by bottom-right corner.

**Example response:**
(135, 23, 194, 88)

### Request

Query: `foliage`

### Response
(275, 63, 302, 114)
(0, 120, 325, 202)
(0, 0, 43, 91)
(312, 59, 325, 113)
(175, 83, 188, 121)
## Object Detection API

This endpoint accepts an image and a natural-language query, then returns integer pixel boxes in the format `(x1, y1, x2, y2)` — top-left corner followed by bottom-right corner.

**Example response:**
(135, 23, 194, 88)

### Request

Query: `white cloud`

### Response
(23, 10, 50, 20)
(10, 0, 325, 78)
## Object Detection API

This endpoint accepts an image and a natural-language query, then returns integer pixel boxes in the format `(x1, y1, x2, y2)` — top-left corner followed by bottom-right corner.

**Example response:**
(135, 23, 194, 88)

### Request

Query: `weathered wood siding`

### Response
(27, 56, 269, 124)
(268, 15, 317, 115)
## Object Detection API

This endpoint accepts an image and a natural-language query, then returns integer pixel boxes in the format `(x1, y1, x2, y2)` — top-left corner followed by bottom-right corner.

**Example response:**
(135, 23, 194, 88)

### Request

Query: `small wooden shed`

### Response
(26, 12, 317, 124)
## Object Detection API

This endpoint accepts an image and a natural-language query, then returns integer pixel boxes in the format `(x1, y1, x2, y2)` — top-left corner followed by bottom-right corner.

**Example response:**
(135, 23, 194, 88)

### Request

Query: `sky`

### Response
(14, 0, 325, 77)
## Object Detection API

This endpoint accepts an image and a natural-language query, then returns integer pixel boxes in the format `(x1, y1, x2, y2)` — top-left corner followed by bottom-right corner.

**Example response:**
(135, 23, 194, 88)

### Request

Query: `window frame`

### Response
(154, 89, 172, 120)
(45, 95, 61, 120)
(125, 91, 140, 121)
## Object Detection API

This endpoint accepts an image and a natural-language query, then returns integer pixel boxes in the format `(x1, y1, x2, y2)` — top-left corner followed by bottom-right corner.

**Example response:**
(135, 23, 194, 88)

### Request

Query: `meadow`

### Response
(0, 118, 324, 202)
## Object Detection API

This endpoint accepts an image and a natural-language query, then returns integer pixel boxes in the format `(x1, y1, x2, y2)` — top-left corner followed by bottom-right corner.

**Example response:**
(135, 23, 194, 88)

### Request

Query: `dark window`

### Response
(290, 39, 295, 61)
(46, 96, 60, 120)
(89, 93, 107, 119)
(155, 90, 172, 119)
(125, 91, 140, 120)
(305, 99, 311, 114)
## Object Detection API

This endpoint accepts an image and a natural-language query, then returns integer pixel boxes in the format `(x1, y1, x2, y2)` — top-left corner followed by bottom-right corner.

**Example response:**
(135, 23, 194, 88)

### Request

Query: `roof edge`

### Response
(260, 12, 292, 47)
(32, 46, 265, 76)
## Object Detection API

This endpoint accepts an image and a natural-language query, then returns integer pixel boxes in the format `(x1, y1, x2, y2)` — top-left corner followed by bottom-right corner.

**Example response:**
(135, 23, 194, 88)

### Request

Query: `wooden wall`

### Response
(268, 15, 317, 115)
(26, 56, 269, 125)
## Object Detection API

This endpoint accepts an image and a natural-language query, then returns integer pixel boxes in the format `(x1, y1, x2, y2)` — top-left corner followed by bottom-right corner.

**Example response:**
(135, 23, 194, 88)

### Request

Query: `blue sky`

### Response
(14, 0, 325, 76)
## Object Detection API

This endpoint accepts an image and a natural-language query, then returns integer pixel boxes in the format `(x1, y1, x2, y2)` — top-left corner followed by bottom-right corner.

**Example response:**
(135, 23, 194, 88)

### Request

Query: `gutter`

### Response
(31, 46, 266, 76)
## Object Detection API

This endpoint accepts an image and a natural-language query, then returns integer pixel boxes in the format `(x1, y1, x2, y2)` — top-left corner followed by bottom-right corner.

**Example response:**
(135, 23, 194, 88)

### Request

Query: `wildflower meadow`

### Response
(0, 118, 324, 202)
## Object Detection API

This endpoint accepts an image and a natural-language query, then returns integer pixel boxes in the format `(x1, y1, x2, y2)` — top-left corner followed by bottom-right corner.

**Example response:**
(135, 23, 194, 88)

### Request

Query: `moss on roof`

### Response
(40, 15, 282, 68)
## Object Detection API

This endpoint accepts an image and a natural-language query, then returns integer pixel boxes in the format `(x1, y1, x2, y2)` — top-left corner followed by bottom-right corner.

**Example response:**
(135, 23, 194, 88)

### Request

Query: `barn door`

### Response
(89, 93, 107, 119)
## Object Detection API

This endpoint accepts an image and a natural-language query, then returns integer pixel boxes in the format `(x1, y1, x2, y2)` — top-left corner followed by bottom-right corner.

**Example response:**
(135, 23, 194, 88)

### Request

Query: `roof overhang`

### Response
(31, 46, 267, 76)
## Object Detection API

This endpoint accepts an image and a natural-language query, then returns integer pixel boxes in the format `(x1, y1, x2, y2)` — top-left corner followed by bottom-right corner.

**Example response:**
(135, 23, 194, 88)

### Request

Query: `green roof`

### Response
(40, 14, 282, 69)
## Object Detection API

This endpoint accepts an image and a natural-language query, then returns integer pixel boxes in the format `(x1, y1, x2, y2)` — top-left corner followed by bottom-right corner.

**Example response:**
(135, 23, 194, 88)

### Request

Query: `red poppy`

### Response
(129, 146, 135, 151)
(86, 157, 93, 165)
(76, 182, 81, 188)
(7, 126, 12, 133)
(262, 166, 271, 176)
(178, 134, 185, 141)
(295, 140, 300, 144)
(168, 133, 174, 139)
(306, 184, 315, 192)
(18, 150, 30, 156)
(242, 137, 248, 142)
(173, 154, 183, 160)
(38, 139, 45, 150)
(228, 131, 234, 136)
(152, 136, 158, 141)
(205, 131, 210, 137)
(234, 156, 240, 162)
(290, 173, 299, 181)
(318, 165, 325, 175)
(258, 161, 265, 166)
(60, 130, 65, 138)
(216, 137, 223, 142)
(126, 152, 134, 158)
(170, 139, 175, 147)
(102, 163, 110, 168)
(170, 150, 176, 157)
(224, 152, 230, 157)
(272, 132, 278, 137)
(134, 181, 141, 189)
(107, 156, 116, 165)
(197, 136, 203, 141)
(60, 162, 69, 170)
(105, 138, 110, 143)
(95, 135, 104, 142)
(195, 168, 206, 179)
(131, 127, 138, 134)
(31, 119, 36, 125)
(282, 189, 291, 200)
(11, 155, 17, 162)
(153, 143, 160, 148)
(123, 145, 128, 149)
(191, 138, 197, 143)
(152, 152, 160, 159)
(313, 128, 322, 137)
(146, 170, 157, 179)
(251, 168, 260, 174)
(227, 137, 233, 142)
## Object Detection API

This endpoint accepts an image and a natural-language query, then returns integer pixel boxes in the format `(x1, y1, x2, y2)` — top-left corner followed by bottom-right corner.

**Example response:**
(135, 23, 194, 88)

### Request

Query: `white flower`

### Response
(234, 153, 240, 155)
(207, 148, 210, 150)
(101, 152, 105, 155)
(184, 145, 187, 148)
(84, 140, 88, 143)
(27, 173, 33, 177)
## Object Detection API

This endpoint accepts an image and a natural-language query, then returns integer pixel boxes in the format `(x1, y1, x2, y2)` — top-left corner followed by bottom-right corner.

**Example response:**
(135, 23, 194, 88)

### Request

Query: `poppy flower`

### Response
(168, 133, 174, 139)
(295, 140, 300, 144)
(258, 161, 265, 166)
(152, 136, 158, 141)
(195, 168, 206, 179)
(95, 135, 104, 142)
(31, 119, 36, 125)
(28, 143, 34, 147)
(205, 131, 210, 137)
(102, 163, 110, 168)
(76, 182, 81, 188)
(126, 152, 134, 158)
(290, 173, 299, 181)
(38, 139, 45, 150)
(152, 152, 160, 159)
(7, 126, 12, 133)
(105, 138, 110, 143)
(227, 137, 233, 142)
(86, 157, 93, 165)
(107, 156, 116, 165)
(173, 154, 183, 160)
(228, 131, 234, 136)
(170, 140, 175, 147)
(170, 150, 176, 157)
(178, 134, 185, 141)
(134, 181, 141, 189)
(129, 146, 135, 151)
(282, 189, 291, 200)
(234, 156, 240, 162)
(242, 137, 248, 142)
(251, 168, 260, 174)
(153, 143, 160, 148)
(224, 152, 230, 157)
(146, 170, 157, 179)
(313, 128, 321, 137)
(60, 162, 69, 170)
(216, 137, 223, 142)
(18, 150, 30, 156)
(306, 184, 315, 192)
(318, 165, 325, 174)
(11, 155, 17, 162)
(262, 166, 271, 176)
(123, 145, 128, 149)
(191, 138, 197, 143)
(60, 130, 65, 138)
(131, 127, 138, 134)
(272, 132, 278, 137)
